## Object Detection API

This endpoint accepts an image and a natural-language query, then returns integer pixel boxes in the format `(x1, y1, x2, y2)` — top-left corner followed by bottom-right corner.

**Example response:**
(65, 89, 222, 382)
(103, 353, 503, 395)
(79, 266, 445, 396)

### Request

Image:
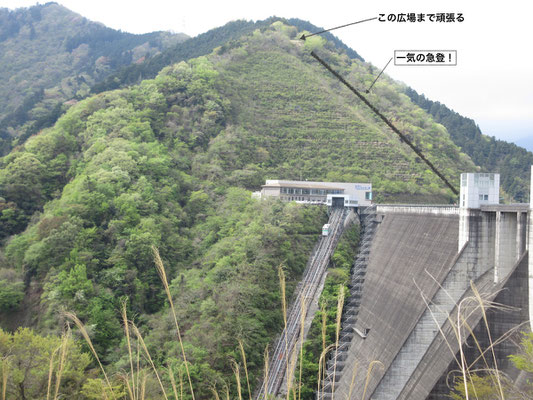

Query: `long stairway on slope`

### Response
(255, 207, 349, 399)
(319, 205, 378, 400)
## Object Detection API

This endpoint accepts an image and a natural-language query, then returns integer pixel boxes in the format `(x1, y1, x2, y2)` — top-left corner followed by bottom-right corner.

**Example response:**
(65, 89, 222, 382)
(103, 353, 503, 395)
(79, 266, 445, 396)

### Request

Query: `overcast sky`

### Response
(2, 0, 532, 148)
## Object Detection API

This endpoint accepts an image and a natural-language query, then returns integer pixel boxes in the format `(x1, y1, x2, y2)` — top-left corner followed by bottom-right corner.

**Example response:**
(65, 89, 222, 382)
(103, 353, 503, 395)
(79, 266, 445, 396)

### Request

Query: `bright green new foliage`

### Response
(0, 20, 484, 397)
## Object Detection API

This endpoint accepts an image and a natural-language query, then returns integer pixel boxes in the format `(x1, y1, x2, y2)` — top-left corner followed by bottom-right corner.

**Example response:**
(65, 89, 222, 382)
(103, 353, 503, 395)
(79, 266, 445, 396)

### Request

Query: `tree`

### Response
(509, 332, 533, 373)
(0, 328, 90, 400)
(0, 269, 24, 310)
(450, 332, 533, 399)
(43, 264, 94, 316)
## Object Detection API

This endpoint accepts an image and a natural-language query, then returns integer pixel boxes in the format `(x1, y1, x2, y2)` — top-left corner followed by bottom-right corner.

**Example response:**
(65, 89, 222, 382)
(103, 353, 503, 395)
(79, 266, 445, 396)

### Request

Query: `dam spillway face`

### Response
(320, 204, 529, 400)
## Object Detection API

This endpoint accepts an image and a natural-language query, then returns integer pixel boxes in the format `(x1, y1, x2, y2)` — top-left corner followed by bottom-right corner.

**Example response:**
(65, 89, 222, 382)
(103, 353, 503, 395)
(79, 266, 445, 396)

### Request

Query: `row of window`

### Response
(282, 196, 325, 202)
(461, 173, 495, 187)
(461, 174, 496, 187)
(280, 187, 343, 195)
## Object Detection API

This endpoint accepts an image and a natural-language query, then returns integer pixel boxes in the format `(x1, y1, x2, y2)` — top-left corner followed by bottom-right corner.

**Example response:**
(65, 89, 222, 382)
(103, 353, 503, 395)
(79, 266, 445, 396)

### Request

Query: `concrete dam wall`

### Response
(328, 204, 530, 400)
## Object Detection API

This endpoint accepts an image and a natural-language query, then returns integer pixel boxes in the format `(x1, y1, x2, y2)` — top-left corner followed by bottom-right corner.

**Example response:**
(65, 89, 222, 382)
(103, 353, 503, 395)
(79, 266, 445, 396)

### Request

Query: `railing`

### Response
(255, 208, 348, 399)
(318, 206, 378, 399)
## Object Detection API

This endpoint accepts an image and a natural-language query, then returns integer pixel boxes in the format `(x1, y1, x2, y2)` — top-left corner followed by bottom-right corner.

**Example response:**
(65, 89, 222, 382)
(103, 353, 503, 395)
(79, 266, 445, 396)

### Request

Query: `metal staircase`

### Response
(319, 205, 378, 399)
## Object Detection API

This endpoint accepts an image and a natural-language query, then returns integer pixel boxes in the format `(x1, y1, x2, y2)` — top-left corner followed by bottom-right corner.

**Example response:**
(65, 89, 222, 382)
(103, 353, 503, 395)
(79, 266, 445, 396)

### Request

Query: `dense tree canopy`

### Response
(0, 19, 507, 398)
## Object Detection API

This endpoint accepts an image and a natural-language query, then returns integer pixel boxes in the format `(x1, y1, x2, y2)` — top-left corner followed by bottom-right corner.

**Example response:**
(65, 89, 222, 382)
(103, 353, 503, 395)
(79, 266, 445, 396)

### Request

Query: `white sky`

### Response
(2, 0, 532, 145)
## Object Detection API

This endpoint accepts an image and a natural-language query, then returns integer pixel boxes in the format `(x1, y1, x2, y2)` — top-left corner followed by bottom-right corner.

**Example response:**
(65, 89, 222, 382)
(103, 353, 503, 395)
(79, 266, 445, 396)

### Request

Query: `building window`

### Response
(484, 195, 488, 200)
(479, 194, 484, 201)
(365, 192, 372, 200)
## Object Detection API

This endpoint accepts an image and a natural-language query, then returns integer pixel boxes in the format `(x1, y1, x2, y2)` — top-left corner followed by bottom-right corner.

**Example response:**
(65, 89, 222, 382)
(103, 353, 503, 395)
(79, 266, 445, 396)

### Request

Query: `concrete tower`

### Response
(458, 173, 500, 250)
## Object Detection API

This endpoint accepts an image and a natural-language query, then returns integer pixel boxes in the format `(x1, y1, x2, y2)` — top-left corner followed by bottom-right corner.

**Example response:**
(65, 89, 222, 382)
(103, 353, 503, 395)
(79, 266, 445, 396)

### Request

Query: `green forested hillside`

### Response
(406, 88, 533, 202)
(0, 21, 478, 398)
(0, 2, 187, 155)
(90, 17, 363, 94)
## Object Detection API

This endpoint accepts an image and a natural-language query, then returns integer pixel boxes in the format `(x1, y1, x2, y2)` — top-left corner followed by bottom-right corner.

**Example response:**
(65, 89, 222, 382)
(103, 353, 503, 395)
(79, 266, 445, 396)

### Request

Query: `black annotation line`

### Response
(300, 17, 378, 40)
(366, 57, 393, 93)
(310, 51, 459, 196)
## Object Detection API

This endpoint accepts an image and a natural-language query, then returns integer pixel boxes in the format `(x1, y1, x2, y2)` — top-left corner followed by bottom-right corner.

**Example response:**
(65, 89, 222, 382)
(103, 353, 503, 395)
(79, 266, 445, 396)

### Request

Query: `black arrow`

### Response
(366, 57, 393, 93)
(300, 17, 378, 40)
(310, 51, 459, 196)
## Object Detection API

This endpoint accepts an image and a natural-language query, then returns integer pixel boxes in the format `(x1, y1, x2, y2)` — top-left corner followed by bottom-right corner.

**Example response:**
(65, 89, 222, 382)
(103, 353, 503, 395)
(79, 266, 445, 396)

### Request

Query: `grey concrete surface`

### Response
(331, 212, 460, 399)
(328, 205, 530, 400)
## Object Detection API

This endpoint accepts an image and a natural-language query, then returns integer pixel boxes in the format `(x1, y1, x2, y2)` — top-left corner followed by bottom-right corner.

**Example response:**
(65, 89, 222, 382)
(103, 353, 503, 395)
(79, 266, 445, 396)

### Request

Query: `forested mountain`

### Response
(0, 20, 480, 398)
(0, 2, 187, 154)
(90, 17, 363, 95)
(406, 88, 533, 202)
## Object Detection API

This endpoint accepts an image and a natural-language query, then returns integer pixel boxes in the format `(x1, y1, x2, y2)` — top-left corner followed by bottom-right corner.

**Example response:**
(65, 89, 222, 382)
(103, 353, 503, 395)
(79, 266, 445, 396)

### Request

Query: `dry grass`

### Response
(331, 285, 345, 397)
(152, 246, 195, 400)
(361, 361, 383, 400)
(345, 361, 358, 400)
(169, 366, 178, 400)
(278, 264, 289, 398)
(121, 299, 136, 400)
(131, 322, 168, 400)
(63, 311, 113, 400)
(298, 296, 306, 400)
(53, 327, 71, 400)
(263, 345, 270, 397)
(1, 357, 10, 400)
(317, 344, 335, 398)
(231, 359, 243, 400)
(54, 245, 389, 400)
(46, 344, 59, 400)
(421, 274, 522, 400)
(238, 340, 252, 400)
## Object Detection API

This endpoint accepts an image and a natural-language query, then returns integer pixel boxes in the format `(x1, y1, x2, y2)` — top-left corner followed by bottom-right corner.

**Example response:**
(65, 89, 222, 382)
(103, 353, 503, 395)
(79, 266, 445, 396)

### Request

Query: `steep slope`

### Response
(0, 21, 478, 397)
(200, 22, 474, 201)
(0, 2, 187, 154)
(406, 88, 533, 202)
(91, 17, 363, 95)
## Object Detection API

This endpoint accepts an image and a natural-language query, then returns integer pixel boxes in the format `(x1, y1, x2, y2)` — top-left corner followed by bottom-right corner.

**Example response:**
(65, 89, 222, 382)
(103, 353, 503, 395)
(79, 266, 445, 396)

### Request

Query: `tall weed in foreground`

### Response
(330, 285, 344, 398)
(424, 278, 523, 400)
(57, 248, 386, 400)
(1, 356, 10, 400)
(152, 246, 196, 400)
(64, 311, 114, 399)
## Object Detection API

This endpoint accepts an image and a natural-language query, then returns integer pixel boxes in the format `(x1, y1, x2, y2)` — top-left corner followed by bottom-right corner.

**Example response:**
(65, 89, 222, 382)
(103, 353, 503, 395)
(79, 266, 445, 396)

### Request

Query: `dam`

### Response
(320, 170, 532, 399)
(255, 169, 532, 399)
